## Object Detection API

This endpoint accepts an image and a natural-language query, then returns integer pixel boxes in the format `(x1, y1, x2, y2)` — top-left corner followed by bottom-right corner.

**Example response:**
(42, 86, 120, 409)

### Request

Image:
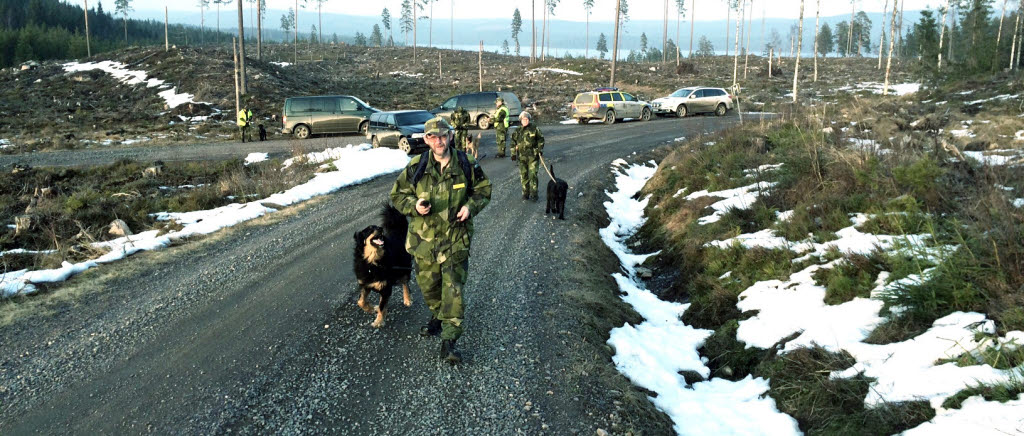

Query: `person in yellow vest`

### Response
(493, 97, 510, 158)
(237, 107, 253, 143)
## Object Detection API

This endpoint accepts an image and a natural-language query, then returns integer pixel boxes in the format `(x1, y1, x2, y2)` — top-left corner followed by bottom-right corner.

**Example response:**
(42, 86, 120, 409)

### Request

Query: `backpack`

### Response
(407, 150, 477, 197)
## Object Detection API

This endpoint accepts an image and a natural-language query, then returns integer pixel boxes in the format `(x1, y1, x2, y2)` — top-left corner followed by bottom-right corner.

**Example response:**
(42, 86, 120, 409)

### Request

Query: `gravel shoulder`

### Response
(0, 116, 740, 434)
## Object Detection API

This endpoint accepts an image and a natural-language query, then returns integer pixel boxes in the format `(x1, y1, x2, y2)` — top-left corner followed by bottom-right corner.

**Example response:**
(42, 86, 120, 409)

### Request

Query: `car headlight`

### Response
(411, 133, 425, 139)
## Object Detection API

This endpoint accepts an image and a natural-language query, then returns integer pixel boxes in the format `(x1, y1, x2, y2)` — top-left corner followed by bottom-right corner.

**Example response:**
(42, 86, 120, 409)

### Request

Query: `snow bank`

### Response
(601, 160, 800, 436)
(685, 181, 776, 225)
(527, 67, 582, 76)
(835, 82, 921, 96)
(62, 61, 212, 109)
(1, 144, 410, 298)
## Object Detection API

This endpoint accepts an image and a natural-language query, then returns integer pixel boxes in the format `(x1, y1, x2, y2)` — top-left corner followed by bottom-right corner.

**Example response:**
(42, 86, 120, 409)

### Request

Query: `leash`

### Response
(538, 154, 556, 182)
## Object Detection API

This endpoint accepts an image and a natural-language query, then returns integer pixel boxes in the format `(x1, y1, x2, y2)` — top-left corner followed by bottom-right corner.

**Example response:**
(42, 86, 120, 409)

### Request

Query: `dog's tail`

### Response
(381, 203, 408, 238)
(550, 164, 555, 179)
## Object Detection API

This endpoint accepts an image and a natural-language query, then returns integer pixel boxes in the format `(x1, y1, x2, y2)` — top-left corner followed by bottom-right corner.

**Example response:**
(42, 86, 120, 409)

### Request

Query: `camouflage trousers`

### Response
(495, 126, 508, 156)
(518, 156, 539, 197)
(415, 254, 469, 340)
(454, 128, 469, 152)
(239, 124, 252, 142)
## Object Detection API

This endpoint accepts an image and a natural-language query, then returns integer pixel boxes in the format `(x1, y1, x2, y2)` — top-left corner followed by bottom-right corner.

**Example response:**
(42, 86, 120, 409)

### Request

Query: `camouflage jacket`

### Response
(511, 124, 545, 158)
(451, 108, 471, 130)
(390, 148, 492, 263)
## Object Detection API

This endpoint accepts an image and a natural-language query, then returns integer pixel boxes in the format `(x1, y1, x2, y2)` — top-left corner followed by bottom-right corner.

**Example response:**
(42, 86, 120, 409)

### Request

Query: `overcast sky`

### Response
(125, 0, 946, 22)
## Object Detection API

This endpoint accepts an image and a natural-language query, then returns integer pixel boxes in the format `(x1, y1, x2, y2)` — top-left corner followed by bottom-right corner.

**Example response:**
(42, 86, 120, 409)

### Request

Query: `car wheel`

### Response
(371, 136, 380, 148)
(715, 103, 727, 116)
(641, 107, 652, 121)
(477, 114, 491, 130)
(294, 124, 310, 139)
(398, 137, 412, 154)
(676, 104, 688, 118)
(358, 121, 369, 135)
(577, 118, 587, 125)
(603, 110, 616, 125)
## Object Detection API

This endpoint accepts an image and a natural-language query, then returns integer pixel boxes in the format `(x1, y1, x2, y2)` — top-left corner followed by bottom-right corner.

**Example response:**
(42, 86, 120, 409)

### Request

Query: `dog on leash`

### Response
(258, 124, 267, 141)
(464, 132, 481, 159)
(545, 164, 568, 220)
(353, 204, 413, 327)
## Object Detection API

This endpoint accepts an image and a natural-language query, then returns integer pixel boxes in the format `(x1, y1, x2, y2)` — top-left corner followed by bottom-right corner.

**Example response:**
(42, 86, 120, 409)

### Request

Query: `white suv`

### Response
(652, 87, 734, 118)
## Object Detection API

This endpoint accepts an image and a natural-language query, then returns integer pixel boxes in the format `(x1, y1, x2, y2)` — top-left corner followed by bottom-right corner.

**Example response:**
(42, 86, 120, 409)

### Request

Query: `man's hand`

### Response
(456, 205, 470, 222)
(416, 199, 431, 216)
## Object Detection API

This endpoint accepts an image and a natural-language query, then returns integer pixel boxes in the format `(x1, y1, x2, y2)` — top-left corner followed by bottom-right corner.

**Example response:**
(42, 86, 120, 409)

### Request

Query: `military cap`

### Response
(424, 117, 452, 135)
(519, 111, 532, 120)
(495, 97, 505, 104)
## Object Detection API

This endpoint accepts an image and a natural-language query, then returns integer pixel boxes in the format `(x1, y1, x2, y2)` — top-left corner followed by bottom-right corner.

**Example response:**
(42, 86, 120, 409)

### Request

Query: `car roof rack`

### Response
(593, 87, 619, 92)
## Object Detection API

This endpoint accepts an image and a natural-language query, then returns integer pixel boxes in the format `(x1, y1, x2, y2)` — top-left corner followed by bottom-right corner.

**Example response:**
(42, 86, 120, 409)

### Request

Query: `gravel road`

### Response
(0, 114, 743, 434)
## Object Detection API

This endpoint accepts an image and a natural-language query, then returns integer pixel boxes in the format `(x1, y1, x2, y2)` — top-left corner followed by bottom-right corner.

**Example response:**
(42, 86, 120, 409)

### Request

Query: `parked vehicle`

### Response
(281, 95, 379, 139)
(570, 88, 653, 125)
(651, 87, 734, 118)
(430, 91, 523, 129)
(366, 110, 435, 154)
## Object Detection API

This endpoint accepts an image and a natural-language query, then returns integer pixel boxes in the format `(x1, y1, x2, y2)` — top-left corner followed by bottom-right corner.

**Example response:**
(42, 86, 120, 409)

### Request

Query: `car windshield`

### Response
(670, 88, 695, 98)
(395, 111, 434, 126)
(351, 96, 374, 110)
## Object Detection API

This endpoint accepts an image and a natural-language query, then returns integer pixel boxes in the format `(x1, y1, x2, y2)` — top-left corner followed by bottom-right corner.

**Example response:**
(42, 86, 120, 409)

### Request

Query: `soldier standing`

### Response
(511, 111, 544, 201)
(451, 106, 471, 152)
(236, 107, 253, 143)
(493, 97, 510, 158)
(390, 117, 492, 364)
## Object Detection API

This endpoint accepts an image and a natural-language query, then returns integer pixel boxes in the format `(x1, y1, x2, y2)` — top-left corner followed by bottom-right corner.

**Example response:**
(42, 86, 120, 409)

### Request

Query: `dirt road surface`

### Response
(0, 114, 746, 434)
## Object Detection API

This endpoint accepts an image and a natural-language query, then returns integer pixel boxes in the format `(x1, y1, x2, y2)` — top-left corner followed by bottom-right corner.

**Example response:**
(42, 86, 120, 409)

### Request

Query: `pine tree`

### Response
(583, 0, 594, 58)
(596, 32, 608, 59)
(114, 0, 132, 43)
(400, 0, 412, 46)
(696, 35, 714, 57)
(371, 24, 383, 47)
(502, 39, 510, 55)
(817, 23, 833, 55)
(511, 8, 523, 57)
(382, 8, 392, 47)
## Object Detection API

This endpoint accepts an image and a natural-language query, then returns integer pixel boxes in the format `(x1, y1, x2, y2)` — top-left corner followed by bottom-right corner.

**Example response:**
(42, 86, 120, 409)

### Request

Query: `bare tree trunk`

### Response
(949, 3, 957, 63)
(744, 0, 753, 79)
(531, 0, 536, 63)
(676, 4, 681, 65)
(237, 0, 246, 94)
(732, 2, 742, 90)
(689, 0, 695, 57)
(200, 5, 205, 45)
(725, 4, 730, 56)
(1011, 8, 1021, 69)
(897, 0, 904, 56)
(479, 41, 483, 91)
(413, 0, 418, 62)
(586, 11, 590, 59)
(768, 47, 773, 78)
(450, 0, 453, 50)
(611, 0, 621, 86)
(938, 0, 948, 68)
(429, 0, 433, 48)
(663, 0, 669, 63)
(541, 1, 547, 60)
(124, 17, 127, 43)
(792, 0, 804, 103)
(878, 0, 888, 68)
(294, 0, 298, 64)
(257, 0, 262, 59)
(233, 37, 240, 114)
(847, 1, 854, 57)
(163, 6, 167, 52)
(319, 2, 322, 47)
(813, 0, 819, 81)
(883, 0, 898, 95)
(84, 0, 91, 57)
(994, 0, 1007, 71)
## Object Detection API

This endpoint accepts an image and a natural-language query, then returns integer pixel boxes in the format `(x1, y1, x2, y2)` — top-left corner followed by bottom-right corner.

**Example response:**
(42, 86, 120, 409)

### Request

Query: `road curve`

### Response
(0, 114, 744, 434)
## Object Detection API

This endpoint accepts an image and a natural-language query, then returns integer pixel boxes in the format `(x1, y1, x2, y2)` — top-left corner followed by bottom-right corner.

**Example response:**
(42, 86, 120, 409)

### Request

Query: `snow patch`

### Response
(527, 67, 582, 76)
(244, 152, 269, 165)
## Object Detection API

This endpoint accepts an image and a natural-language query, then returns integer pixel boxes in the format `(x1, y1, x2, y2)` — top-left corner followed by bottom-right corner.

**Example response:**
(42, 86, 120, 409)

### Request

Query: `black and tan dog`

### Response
(546, 164, 568, 220)
(353, 204, 412, 327)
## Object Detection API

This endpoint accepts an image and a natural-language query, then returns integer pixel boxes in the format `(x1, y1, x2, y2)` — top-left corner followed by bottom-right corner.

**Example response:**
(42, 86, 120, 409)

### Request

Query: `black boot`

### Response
(441, 339, 462, 364)
(522, 193, 529, 200)
(419, 318, 441, 337)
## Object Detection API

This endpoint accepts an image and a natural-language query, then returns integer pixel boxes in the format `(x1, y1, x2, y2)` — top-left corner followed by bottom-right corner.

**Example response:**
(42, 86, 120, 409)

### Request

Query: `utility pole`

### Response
(611, 0, 621, 86)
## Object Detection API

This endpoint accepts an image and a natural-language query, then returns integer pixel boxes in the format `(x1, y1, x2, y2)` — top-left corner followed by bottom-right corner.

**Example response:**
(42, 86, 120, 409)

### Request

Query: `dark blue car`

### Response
(367, 110, 435, 154)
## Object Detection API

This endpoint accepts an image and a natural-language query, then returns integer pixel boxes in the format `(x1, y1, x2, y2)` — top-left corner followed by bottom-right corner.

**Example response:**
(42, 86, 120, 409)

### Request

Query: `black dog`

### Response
(546, 164, 568, 220)
(258, 124, 267, 141)
(353, 204, 412, 327)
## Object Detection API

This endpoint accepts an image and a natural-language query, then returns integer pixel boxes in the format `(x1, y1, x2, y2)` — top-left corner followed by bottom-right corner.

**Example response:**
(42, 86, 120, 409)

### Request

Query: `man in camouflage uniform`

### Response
(451, 106, 471, 152)
(390, 117, 492, 364)
(493, 97, 510, 158)
(511, 111, 544, 201)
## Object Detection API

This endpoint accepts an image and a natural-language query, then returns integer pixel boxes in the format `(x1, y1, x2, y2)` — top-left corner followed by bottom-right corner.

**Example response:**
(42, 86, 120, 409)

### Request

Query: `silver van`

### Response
(282, 95, 379, 139)
(430, 91, 523, 129)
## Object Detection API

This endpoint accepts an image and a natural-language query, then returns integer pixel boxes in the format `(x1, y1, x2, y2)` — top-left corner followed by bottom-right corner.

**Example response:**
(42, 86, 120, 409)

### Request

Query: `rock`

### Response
(635, 266, 653, 279)
(596, 429, 609, 436)
(678, 370, 706, 385)
(109, 219, 133, 237)
(14, 215, 32, 235)
(821, 126, 834, 134)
